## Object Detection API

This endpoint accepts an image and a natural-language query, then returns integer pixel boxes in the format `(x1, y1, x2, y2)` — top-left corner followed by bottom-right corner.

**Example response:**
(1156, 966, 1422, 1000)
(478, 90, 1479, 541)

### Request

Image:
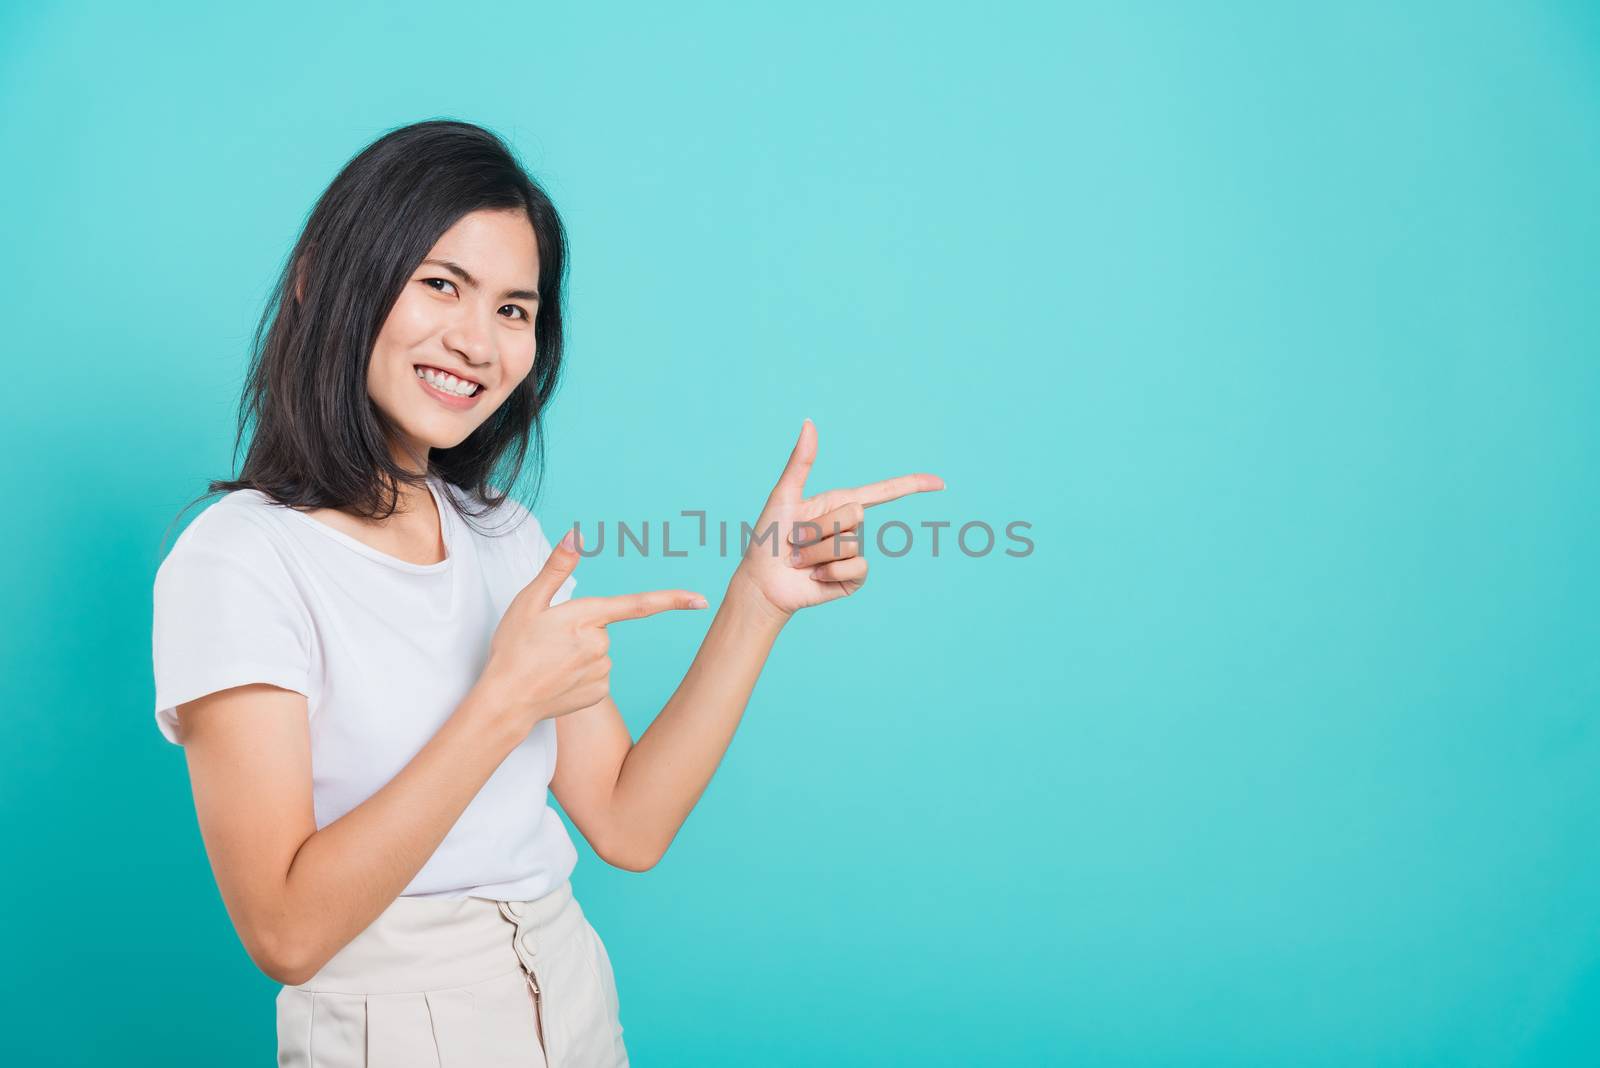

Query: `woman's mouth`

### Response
(414, 365, 485, 409)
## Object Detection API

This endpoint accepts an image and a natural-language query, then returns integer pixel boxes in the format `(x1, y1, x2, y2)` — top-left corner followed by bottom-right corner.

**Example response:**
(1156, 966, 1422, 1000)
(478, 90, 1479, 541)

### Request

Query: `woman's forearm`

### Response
(607, 567, 790, 868)
(269, 685, 523, 983)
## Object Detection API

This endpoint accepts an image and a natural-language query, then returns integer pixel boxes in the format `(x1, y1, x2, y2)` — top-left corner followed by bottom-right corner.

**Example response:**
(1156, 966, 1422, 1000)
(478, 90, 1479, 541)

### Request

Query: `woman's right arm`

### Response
(178, 678, 526, 986)
(176, 540, 703, 986)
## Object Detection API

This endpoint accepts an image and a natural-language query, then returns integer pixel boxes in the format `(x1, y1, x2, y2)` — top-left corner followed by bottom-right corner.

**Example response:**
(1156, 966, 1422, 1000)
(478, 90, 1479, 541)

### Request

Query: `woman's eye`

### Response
(421, 278, 527, 321)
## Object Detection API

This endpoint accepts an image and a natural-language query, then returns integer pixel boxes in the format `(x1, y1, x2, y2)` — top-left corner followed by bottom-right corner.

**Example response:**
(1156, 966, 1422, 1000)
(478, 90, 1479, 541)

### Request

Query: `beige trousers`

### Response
(276, 879, 628, 1067)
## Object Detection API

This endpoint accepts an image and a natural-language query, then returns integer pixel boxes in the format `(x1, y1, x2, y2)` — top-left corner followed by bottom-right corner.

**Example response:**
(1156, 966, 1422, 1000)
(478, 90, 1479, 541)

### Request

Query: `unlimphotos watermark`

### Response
(557, 513, 1034, 559)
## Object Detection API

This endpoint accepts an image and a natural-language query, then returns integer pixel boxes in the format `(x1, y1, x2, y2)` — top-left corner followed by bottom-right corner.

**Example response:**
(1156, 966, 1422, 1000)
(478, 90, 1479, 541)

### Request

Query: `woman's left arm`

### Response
(549, 419, 943, 871)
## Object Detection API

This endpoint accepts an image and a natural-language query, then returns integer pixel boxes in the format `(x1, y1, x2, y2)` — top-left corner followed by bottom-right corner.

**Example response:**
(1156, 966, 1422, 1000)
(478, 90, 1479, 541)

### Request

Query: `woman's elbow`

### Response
(602, 841, 662, 873)
(244, 925, 324, 987)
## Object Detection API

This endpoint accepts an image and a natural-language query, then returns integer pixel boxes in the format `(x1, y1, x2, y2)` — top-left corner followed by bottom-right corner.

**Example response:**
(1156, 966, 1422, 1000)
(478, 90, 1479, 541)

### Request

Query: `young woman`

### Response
(151, 120, 942, 1067)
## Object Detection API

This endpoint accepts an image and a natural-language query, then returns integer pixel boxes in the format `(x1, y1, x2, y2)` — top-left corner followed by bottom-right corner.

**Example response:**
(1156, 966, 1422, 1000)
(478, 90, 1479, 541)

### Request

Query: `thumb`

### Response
(522, 527, 582, 608)
(766, 417, 817, 508)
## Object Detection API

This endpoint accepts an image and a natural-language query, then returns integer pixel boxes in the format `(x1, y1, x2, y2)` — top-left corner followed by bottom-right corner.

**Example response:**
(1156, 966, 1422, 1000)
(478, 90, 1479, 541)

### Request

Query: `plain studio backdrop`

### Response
(2, 2, 1597, 1065)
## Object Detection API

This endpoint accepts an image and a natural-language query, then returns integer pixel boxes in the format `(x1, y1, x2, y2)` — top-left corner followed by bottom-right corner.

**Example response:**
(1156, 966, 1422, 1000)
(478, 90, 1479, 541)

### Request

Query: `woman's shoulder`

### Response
(158, 488, 299, 575)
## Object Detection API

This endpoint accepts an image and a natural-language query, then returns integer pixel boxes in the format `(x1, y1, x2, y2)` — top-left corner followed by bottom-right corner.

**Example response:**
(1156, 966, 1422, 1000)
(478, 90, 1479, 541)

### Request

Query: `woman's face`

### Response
(367, 208, 542, 465)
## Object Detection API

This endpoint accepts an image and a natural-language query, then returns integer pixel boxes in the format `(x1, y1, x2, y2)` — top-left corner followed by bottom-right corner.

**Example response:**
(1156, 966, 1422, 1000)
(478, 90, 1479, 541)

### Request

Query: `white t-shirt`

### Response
(151, 474, 579, 901)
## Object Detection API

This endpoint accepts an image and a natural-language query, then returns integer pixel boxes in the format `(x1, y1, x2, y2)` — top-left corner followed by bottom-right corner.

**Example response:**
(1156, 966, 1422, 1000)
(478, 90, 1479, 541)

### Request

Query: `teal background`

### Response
(3, 2, 1597, 1064)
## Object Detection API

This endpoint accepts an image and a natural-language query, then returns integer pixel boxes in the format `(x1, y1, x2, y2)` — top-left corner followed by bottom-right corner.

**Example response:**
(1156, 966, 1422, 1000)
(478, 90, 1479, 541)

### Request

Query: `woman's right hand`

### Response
(479, 529, 709, 734)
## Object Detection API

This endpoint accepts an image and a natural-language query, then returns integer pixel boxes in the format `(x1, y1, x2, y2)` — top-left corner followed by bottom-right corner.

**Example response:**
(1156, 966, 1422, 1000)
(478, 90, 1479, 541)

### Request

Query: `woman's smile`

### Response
(413, 363, 486, 409)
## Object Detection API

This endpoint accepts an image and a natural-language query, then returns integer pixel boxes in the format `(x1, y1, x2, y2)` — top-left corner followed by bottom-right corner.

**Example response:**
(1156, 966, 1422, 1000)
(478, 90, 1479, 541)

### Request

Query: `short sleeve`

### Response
(151, 505, 315, 745)
(523, 512, 577, 607)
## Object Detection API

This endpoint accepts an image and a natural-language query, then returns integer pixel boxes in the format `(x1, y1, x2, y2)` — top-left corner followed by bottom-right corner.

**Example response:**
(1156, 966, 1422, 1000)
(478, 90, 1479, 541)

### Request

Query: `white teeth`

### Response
(415, 367, 479, 396)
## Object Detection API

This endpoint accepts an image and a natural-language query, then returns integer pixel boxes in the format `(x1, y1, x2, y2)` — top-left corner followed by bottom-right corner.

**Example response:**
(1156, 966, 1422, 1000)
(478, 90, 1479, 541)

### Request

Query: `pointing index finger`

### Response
(579, 589, 710, 625)
(826, 472, 946, 511)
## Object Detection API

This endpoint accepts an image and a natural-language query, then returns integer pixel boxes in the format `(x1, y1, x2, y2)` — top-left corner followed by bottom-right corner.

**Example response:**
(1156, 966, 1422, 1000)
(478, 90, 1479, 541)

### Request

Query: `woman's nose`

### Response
(442, 312, 494, 365)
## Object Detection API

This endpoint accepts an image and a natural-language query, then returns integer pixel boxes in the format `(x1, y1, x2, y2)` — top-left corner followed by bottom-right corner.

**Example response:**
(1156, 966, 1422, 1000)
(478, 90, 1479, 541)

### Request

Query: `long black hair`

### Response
(166, 118, 569, 549)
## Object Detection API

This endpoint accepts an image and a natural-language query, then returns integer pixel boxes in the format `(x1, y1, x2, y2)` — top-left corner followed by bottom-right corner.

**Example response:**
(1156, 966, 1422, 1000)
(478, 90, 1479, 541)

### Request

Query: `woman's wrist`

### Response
(727, 564, 794, 631)
(459, 669, 542, 750)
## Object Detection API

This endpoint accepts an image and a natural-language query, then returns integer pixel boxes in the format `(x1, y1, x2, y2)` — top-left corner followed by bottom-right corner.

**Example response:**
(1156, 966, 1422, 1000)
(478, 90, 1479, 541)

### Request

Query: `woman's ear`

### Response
(291, 243, 316, 305)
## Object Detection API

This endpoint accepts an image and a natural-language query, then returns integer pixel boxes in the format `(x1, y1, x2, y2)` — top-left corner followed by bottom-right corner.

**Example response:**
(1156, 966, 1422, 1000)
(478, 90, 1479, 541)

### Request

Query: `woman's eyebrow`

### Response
(421, 258, 540, 302)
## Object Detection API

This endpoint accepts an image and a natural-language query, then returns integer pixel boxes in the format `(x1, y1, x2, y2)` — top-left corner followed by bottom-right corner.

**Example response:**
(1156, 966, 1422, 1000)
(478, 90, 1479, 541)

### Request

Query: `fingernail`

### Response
(559, 529, 577, 551)
(690, 596, 709, 609)
(789, 550, 803, 566)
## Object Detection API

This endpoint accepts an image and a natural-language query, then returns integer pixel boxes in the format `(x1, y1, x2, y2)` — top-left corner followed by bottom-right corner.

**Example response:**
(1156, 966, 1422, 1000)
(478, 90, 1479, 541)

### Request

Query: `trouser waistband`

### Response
(290, 878, 577, 995)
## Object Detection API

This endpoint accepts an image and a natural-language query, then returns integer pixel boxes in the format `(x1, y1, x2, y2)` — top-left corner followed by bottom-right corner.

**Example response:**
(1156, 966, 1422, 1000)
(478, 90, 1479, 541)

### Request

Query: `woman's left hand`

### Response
(731, 419, 944, 618)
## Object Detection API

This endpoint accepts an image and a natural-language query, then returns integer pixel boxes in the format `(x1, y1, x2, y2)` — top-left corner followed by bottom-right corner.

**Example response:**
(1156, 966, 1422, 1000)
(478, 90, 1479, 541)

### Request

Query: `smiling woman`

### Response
(152, 118, 941, 1068)
(155, 121, 641, 1066)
